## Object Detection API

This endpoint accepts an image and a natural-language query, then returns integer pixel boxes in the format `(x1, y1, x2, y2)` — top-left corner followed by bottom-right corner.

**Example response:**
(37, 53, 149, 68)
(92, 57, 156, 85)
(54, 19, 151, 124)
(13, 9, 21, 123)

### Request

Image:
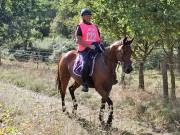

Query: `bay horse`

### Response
(56, 37, 133, 127)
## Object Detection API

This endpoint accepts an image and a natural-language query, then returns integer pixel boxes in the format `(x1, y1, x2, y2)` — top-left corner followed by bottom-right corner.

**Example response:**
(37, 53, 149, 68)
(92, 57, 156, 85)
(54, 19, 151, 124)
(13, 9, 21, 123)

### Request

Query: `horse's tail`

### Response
(56, 55, 62, 93)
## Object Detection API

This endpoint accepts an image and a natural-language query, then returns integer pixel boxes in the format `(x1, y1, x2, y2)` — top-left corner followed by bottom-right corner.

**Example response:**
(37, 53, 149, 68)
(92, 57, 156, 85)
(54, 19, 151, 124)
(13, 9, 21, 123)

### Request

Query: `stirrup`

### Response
(81, 84, 89, 92)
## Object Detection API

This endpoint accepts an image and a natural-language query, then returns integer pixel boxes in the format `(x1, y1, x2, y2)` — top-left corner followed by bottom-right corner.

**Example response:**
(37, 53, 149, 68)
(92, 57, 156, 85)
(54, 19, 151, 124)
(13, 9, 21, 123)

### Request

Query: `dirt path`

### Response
(0, 81, 90, 135)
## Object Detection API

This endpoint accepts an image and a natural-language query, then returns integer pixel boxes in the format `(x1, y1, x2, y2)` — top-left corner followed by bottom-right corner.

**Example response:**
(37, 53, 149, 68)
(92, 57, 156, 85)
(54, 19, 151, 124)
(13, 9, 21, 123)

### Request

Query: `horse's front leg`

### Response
(99, 98, 106, 125)
(69, 81, 80, 114)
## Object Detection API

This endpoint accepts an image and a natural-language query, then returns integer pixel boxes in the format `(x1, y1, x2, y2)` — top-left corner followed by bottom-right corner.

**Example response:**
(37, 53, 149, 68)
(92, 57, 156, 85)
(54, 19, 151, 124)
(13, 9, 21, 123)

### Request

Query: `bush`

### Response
(51, 36, 76, 61)
(8, 54, 15, 61)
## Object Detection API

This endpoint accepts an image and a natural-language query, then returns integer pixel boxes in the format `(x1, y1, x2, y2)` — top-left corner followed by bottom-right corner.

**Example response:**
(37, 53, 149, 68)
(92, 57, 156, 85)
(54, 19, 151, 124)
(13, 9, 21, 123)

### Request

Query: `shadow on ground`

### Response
(64, 111, 135, 135)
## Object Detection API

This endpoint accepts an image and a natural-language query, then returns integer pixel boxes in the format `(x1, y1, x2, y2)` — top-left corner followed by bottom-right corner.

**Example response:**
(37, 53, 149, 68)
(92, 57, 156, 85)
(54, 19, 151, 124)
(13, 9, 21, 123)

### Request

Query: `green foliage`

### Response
(50, 0, 81, 37)
(0, 0, 55, 48)
(45, 36, 76, 61)
(33, 35, 75, 51)
(144, 48, 164, 69)
(1, 35, 75, 62)
(50, 0, 179, 66)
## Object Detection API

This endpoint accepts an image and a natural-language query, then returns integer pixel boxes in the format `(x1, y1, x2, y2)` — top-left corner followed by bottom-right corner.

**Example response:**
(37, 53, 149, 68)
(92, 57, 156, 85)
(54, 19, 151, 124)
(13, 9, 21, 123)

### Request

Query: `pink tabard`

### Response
(78, 23, 100, 51)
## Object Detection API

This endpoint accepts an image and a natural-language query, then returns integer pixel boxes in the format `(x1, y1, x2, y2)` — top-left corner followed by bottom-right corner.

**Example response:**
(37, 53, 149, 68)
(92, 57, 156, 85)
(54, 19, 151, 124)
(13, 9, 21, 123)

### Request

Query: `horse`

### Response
(56, 37, 133, 127)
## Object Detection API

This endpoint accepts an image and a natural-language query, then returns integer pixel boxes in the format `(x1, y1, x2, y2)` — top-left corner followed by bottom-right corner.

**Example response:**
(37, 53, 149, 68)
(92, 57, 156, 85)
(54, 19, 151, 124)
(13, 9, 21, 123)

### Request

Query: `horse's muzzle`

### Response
(124, 65, 133, 74)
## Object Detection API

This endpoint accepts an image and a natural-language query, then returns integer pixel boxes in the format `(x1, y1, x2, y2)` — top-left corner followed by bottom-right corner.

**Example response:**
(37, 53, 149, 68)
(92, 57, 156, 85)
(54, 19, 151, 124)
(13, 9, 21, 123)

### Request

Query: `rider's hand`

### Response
(89, 45, 95, 50)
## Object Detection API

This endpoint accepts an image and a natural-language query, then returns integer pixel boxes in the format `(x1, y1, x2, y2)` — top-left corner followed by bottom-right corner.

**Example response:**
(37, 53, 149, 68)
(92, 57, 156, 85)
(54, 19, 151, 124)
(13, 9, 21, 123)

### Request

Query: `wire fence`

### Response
(1, 48, 61, 64)
(0, 47, 180, 71)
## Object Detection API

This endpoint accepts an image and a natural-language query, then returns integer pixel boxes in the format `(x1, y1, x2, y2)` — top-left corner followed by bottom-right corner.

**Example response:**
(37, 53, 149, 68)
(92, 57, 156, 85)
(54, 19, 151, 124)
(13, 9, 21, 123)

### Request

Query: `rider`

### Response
(75, 8, 102, 92)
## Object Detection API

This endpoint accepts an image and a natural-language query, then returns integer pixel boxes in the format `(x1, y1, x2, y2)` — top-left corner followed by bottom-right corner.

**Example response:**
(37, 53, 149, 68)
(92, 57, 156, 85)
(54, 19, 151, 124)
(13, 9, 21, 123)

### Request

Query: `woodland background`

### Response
(0, 0, 179, 134)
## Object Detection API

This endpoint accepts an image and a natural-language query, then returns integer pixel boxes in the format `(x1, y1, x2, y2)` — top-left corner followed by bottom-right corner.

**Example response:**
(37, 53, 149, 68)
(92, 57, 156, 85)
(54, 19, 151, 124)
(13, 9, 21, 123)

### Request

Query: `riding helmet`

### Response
(80, 8, 92, 16)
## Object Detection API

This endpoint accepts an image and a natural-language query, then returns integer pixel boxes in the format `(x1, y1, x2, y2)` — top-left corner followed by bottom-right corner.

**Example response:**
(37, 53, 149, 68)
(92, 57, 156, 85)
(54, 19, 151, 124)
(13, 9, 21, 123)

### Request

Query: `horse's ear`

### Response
(124, 37, 134, 45)
(123, 37, 128, 45)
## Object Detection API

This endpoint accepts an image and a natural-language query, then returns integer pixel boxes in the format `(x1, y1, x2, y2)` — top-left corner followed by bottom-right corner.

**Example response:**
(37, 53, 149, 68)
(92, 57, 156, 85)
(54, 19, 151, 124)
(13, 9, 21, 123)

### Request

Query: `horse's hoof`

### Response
(62, 106, 66, 112)
(72, 109, 77, 115)
(101, 121, 105, 126)
(103, 123, 111, 131)
(65, 111, 72, 118)
(72, 110, 78, 118)
(100, 121, 106, 130)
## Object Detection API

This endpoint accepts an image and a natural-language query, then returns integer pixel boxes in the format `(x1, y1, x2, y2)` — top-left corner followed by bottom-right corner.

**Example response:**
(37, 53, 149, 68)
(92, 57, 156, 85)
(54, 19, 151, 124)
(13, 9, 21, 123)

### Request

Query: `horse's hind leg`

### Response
(69, 81, 80, 114)
(58, 66, 70, 112)
(106, 97, 113, 127)
(60, 76, 70, 112)
(99, 98, 106, 125)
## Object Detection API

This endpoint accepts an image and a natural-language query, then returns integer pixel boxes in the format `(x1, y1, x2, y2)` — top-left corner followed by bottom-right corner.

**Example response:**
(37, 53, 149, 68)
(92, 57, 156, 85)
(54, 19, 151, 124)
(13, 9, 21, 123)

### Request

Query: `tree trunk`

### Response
(177, 46, 180, 73)
(162, 60, 169, 99)
(157, 60, 161, 71)
(168, 57, 176, 100)
(0, 50, 2, 65)
(139, 62, 144, 90)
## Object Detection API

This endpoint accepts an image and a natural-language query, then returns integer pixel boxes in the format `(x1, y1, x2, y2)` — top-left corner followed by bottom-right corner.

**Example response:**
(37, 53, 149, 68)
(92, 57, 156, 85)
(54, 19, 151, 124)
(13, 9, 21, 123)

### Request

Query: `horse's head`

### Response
(110, 37, 133, 74)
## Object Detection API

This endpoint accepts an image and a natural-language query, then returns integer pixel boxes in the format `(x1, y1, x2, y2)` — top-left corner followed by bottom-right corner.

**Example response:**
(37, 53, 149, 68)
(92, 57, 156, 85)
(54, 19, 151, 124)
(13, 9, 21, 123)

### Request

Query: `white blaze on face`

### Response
(117, 45, 123, 51)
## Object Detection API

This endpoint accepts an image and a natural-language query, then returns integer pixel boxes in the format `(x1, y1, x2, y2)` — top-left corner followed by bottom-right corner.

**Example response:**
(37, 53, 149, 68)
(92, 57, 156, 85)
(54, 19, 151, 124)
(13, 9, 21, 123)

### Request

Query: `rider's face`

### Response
(82, 15, 92, 22)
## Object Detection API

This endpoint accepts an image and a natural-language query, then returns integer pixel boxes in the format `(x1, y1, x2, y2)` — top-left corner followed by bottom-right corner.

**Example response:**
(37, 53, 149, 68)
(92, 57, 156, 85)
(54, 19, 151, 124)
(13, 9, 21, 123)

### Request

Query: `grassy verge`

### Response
(0, 60, 57, 96)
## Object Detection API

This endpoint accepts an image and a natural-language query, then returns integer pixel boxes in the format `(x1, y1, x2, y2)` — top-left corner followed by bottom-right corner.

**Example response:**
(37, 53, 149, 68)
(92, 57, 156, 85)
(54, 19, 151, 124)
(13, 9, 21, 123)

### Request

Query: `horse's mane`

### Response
(106, 39, 123, 53)
(104, 39, 123, 63)
(110, 39, 123, 48)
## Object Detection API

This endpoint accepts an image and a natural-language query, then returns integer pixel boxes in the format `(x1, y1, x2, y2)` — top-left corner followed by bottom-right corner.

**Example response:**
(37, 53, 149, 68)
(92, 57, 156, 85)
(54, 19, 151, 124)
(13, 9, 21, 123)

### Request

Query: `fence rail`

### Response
(1, 48, 179, 68)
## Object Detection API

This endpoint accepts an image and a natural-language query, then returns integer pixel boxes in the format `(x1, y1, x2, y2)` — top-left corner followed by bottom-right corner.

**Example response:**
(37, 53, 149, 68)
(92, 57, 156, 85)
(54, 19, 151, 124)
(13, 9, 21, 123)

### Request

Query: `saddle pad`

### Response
(73, 52, 98, 77)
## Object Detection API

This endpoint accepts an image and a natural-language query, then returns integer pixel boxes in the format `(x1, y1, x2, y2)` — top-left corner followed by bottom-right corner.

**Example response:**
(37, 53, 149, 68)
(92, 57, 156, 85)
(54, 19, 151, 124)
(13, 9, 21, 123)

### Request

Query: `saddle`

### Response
(73, 43, 105, 77)
(73, 50, 98, 77)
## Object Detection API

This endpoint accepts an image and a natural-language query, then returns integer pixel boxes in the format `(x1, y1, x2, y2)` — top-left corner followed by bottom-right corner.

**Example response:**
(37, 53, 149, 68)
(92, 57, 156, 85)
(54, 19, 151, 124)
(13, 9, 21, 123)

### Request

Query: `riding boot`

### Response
(81, 63, 90, 92)
(82, 83, 89, 92)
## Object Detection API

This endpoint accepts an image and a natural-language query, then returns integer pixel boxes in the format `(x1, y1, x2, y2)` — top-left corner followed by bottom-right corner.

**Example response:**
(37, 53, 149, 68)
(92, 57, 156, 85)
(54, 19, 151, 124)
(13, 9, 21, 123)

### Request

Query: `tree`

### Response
(177, 46, 180, 73)
(129, 0, 161, 90)
(149, 0, 179, 99)
(0, 49, 1, 65)
(133, 40, 156, 90)
(50, 0, 82, 38)
(162, 59, 169, 100)
(0, 0, 54, 49)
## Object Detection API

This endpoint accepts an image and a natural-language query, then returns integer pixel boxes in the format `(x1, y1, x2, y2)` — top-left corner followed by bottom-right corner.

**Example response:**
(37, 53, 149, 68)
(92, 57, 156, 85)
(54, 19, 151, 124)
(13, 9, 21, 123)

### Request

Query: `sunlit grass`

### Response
(0, 60, 57, 96)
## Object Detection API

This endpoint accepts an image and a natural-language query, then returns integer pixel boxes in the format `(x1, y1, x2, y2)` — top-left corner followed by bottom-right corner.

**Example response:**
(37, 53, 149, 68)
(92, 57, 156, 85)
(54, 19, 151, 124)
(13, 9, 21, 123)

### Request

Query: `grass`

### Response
(0, 60, 57, 96)
(0, 102, 20, 135)
(0, 59, 180, 134)
(134, 100, 180, 132)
